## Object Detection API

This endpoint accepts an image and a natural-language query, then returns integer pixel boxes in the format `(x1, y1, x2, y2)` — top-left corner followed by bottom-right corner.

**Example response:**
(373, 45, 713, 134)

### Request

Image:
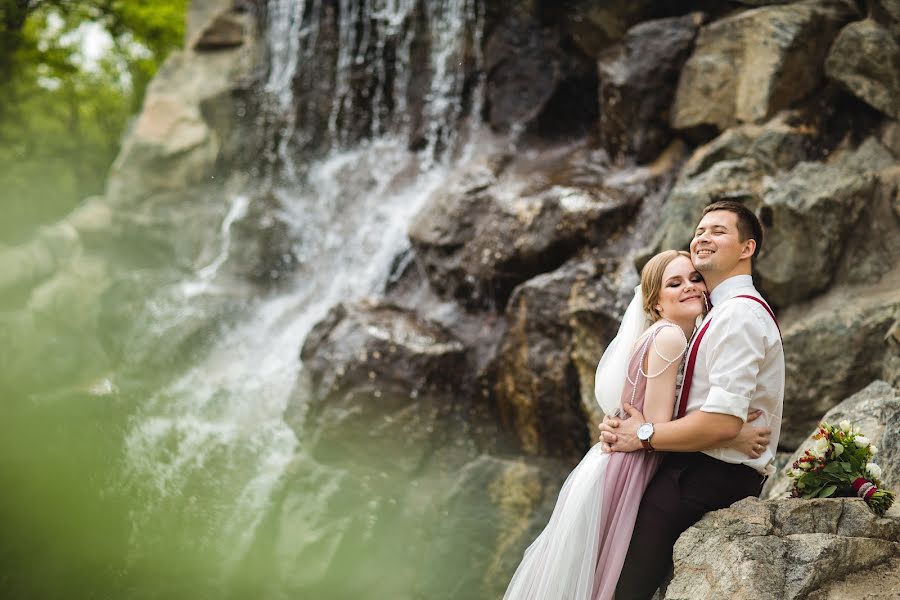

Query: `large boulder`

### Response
(652, 110, 818, 254)
(106, 10, 260, 206)
(825, 19, 900, 120)
(766, 380, 900, 499)
(671, 0, 858, 134)
(598, 13, 702, 163)
(492, 253, 635, 460)
(483, 5, 598, 136)
(755, 137, 896, 305)
(777, 280, 900, 448)
(247, 450, 568, 600)
(654, 132, 896, 308)
(665, 497, 900, 599)
(296, 301, 467, 473)
(826, 163, 900, 290)
(408, 161, 644, 310)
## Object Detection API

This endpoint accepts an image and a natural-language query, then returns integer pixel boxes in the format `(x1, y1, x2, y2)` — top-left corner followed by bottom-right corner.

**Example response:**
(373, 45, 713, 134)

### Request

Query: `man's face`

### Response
(690, 210, 751, 274)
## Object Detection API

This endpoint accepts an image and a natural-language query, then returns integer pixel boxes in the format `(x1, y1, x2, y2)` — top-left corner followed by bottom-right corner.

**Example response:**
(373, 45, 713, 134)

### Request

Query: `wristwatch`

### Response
(637, 422, 655, 451)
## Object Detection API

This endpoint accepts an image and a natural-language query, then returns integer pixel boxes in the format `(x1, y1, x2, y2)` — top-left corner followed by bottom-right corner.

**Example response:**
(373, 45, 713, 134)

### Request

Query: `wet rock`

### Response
(226, 191, 299, 286)
(671, 0, 858, 134)
(492, 254, 635, 460)
(408, 160, 643, 310)
(665, 497, 900, 599)
(598, 13, 702, 163)
(484, 7, 597, 136)
(560, 0, 695, 59)
(766, 380, 900, 499)
(778, 282, 900, 449)
(417, 454, 569, 600)
(825, 18, 900, 120)
(297, 301, 467, 473)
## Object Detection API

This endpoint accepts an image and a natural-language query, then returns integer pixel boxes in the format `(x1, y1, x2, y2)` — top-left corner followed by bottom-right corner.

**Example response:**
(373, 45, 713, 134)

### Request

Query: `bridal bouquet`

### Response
(788, 420, 895, 516)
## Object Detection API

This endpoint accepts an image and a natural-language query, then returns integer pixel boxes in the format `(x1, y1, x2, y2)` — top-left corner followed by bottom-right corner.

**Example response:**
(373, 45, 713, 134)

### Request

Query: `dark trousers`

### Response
(615, 452, 765, 600)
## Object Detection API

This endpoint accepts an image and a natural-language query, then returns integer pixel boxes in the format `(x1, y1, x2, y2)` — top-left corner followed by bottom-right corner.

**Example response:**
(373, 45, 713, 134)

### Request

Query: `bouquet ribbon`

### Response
(852, 477, 879, 501)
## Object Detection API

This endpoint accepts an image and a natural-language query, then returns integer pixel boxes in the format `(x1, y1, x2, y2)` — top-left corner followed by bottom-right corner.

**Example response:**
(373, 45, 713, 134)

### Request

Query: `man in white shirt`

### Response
(599, 200, 785, 600)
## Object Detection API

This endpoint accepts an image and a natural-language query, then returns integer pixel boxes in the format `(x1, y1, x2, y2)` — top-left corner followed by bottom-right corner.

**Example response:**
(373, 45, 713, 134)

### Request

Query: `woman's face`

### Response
(656, 256, 706, 322)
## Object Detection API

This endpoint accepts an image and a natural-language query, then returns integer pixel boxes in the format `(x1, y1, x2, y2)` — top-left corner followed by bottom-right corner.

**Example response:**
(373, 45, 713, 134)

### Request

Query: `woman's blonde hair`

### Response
(641, 250, 692, 322)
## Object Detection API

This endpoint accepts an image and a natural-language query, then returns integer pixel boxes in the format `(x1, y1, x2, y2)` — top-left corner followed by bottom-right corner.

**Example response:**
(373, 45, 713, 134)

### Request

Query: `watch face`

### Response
(637, 423, 653, 440)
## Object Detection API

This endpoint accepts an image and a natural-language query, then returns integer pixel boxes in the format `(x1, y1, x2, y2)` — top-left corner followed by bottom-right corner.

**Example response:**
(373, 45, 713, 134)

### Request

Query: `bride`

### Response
(503, 250, 767, 600)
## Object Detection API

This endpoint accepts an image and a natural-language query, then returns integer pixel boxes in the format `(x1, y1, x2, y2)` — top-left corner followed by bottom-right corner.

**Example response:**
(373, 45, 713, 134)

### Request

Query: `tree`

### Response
(0, 0, 188, 244)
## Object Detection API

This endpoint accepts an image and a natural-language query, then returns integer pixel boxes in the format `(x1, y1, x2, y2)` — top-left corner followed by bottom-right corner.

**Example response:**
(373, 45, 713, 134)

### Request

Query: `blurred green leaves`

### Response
(0, 0, 188, 244)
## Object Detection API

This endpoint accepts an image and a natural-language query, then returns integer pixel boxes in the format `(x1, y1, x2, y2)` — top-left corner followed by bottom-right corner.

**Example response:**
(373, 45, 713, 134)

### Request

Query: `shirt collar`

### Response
(709, 274, 755, 307)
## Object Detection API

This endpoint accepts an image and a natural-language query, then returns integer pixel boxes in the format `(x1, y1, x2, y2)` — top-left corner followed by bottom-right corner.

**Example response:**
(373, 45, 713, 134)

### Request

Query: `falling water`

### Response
(122, 0, 487, 590)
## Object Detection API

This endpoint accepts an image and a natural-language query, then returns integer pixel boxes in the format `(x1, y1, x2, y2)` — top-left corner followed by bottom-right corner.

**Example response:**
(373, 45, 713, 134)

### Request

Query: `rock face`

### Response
(652, 110, 820, 255)
(598, 13, 702, 163)
(778, 281, 900, 448)
(766, 381, 900, 499)
(483, 4, 598, 136)
(826, 19, 900, 119)
(408, 162, 643, 310)
(755, 137, 896, 305)
(671, 0, 858, 134)
(492, 254, 634, 460)
(653, 124, 897, 307)
(665, 497, 900, 599)
(108, 7, 259, 206)
(297, 301, 467, 473)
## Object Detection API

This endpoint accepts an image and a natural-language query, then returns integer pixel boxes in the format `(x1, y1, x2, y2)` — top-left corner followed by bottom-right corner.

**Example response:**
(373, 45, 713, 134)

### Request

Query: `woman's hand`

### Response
(598, 414, 620, 452)
(727, 409, 772, 459)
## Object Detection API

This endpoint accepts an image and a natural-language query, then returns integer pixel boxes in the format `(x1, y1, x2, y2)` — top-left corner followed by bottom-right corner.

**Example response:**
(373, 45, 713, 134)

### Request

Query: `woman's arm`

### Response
(641, 326, 687, 425)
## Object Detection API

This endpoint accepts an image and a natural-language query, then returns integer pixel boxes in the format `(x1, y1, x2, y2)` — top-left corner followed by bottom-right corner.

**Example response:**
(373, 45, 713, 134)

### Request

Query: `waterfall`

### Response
(122, 0, 487, 583)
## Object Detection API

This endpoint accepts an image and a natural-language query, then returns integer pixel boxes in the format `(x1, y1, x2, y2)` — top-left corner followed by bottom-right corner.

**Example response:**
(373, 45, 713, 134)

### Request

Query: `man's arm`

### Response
(600, 405, 742, 452)
(600, 300, 772, 453)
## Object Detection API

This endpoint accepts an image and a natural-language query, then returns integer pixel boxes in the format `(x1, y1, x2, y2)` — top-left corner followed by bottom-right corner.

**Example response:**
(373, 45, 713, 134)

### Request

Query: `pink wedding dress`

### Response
(503, 326, 676, 600)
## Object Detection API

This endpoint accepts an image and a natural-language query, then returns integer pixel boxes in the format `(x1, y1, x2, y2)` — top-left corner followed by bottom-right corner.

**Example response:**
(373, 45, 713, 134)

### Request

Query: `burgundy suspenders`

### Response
(675, 294, 780, 418)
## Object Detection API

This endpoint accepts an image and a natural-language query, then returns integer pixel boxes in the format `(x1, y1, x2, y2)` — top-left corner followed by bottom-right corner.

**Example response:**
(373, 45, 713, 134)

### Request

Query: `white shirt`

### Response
(685, 275, 785, 475)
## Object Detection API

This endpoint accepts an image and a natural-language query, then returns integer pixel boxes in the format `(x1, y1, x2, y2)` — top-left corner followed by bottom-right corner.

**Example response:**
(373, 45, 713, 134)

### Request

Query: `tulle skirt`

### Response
(503, 445, 610, 600)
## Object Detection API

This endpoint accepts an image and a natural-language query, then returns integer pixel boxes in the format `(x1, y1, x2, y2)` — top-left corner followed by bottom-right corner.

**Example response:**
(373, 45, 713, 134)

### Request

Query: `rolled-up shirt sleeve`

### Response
(701, 303, 767, 421)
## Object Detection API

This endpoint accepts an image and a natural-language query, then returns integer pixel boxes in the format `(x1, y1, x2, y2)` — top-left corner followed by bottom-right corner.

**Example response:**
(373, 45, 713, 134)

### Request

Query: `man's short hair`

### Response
(702, 200, 763, 258)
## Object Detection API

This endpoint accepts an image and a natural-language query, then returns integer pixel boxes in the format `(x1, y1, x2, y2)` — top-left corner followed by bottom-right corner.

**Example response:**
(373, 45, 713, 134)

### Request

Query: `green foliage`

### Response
(0, 0, 189, 244)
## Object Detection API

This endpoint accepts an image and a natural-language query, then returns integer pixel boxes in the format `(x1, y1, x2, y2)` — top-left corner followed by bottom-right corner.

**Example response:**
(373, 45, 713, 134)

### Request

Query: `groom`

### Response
(598, 200, 785, 599)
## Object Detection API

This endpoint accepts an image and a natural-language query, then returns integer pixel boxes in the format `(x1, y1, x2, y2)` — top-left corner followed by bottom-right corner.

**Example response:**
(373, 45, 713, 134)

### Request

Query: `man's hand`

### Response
(598, 404, 645, 453)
